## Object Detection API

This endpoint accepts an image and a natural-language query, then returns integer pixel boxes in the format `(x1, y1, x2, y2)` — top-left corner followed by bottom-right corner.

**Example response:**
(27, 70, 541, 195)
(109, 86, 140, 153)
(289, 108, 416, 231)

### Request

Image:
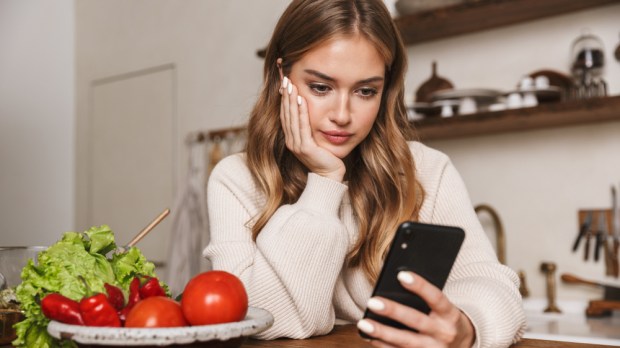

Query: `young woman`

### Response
(204, 0, 525, 347)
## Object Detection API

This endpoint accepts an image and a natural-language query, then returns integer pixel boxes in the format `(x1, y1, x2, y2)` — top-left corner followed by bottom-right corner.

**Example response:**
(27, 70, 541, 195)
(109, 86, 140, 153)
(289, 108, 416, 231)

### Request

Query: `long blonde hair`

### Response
(245, 0, 424, 283)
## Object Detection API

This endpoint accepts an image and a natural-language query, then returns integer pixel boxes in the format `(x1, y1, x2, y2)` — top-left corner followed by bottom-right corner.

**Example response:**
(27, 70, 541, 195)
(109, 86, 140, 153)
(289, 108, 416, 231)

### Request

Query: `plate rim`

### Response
(47, 306, 274, 346)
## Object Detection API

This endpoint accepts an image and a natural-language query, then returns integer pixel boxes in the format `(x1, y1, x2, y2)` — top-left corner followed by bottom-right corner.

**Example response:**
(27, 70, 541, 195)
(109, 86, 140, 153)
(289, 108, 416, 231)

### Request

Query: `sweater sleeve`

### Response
(203, 156, 350, 339)
(424, 158, 526, 348)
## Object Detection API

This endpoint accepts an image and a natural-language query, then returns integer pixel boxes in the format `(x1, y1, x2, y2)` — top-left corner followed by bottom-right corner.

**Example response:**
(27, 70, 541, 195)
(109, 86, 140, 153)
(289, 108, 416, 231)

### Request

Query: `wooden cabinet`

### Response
(412, 96, 620, 141)
(394, 0, 619, 45)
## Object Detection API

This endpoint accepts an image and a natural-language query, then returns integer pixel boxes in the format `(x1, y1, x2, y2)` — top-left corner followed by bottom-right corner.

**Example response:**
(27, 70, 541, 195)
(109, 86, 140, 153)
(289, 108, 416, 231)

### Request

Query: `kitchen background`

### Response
(1, 0, 619, 302)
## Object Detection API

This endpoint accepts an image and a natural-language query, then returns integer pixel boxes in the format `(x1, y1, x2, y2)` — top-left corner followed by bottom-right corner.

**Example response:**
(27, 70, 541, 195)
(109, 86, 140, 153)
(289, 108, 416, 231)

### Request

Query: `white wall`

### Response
(0, 0, 75, 246)
(74, 0, 290, 235)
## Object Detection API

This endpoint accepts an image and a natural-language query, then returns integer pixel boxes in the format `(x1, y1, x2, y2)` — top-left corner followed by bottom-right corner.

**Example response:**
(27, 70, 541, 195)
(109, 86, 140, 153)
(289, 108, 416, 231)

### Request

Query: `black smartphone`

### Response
(360, 221, 465, 337)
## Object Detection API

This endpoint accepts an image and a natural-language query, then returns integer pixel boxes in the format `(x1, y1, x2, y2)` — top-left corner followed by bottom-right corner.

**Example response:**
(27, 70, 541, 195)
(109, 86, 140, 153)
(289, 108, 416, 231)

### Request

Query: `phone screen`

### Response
(361, 221, 465, 336)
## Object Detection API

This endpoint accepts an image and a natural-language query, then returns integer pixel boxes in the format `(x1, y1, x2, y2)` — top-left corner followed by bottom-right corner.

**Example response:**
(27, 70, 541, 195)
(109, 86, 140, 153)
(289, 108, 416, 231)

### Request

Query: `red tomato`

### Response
(181, 270, 248, 325)
(125, 296, 188, 328)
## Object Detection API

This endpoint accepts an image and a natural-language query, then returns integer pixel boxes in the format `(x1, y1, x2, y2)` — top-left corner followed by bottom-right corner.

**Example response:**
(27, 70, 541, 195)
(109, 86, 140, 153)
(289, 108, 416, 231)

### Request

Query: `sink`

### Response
(523, 298, 620, 345)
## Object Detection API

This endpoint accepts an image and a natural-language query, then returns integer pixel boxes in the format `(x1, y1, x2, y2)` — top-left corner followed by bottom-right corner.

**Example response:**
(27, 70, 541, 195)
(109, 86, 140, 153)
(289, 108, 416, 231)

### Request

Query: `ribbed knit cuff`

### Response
(296, 173, 348, 216)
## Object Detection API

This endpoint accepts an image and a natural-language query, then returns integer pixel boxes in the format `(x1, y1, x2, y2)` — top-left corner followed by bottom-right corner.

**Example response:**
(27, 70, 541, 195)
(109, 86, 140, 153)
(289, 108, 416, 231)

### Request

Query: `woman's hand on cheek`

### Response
(357, 272, 475, 348)
(280, 77, 346, 182)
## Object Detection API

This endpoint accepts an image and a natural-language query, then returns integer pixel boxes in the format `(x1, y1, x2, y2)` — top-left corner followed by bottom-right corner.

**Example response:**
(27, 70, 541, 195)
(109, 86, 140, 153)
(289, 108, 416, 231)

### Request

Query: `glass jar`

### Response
(570, 30, 607, 99)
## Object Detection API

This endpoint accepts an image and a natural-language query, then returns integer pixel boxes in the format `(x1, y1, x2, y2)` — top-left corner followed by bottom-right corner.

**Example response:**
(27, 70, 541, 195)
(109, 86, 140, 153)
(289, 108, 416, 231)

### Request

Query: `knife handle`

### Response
(584, 232, 591, 261)
(561, 273, 601, 287)
(594, 232, 603, 262)
(572, 223, 588, 252)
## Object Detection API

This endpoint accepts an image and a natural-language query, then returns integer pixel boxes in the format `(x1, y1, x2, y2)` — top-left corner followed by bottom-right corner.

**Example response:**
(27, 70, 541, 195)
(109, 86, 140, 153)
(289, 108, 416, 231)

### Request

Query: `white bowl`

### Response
(47, 306, 273, 347)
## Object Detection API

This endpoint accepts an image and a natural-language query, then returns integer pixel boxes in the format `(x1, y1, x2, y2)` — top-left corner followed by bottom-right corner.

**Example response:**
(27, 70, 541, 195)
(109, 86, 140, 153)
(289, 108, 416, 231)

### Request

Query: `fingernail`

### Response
(297, 95, 302, 105)
(367, 298, 385, 311)
(282, 76, 289, 89)
(287, 82, 293, 94)
(397, 271, 414, 284)
(357, 319, 374, 334)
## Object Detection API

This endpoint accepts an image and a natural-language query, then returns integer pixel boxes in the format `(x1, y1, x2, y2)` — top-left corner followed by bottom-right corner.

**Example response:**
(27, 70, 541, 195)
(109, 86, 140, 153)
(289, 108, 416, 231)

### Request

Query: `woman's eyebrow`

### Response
(303, 69, 384, 84)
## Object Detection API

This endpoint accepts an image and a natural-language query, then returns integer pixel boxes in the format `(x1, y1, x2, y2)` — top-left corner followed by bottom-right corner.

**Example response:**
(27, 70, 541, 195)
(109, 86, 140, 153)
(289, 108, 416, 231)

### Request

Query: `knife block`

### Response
(577, 209, 619, 277)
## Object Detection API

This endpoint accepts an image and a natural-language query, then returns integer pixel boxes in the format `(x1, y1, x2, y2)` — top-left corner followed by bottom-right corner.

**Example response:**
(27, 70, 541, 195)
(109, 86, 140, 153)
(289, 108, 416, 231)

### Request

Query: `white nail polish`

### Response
(282, 77, 289, 89)
(367, 298, 385, 311)
(297, 95, 302, 105)
(397, 271, 414, 284)
(357, 319, 374, 334)
(287, 83, 293, 94)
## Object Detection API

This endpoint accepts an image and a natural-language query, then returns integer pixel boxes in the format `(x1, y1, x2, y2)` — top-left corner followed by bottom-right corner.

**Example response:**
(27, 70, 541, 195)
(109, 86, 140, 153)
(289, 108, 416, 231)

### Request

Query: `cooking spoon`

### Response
(116, 208, 170, 253)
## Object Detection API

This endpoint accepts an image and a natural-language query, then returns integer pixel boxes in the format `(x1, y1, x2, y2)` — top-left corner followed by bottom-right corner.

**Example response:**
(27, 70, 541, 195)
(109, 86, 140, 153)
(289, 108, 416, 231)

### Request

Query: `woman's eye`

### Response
(309, 84, 331, 95)
(357, 87, 378, 99)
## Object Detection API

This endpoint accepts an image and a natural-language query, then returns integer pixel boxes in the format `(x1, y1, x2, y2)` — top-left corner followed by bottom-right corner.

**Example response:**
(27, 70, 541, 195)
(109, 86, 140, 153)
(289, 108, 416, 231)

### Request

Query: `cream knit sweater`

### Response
(203, 141, 526, 348)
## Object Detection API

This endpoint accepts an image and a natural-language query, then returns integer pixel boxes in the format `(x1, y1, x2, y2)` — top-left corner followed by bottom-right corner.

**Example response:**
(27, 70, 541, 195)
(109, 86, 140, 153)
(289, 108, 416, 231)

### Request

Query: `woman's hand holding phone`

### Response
(279, 77, 345, 182)
(358, 271, 475, 348)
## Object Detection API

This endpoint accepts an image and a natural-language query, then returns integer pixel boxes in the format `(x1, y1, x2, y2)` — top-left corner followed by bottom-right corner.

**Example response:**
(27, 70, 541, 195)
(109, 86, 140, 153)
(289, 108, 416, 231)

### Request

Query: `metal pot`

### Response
(0, 246, 46, 289)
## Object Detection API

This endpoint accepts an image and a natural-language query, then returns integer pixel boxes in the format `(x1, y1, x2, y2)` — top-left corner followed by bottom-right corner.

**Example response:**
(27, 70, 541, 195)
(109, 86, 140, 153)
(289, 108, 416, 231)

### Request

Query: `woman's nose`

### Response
(329, 93, 352, 125)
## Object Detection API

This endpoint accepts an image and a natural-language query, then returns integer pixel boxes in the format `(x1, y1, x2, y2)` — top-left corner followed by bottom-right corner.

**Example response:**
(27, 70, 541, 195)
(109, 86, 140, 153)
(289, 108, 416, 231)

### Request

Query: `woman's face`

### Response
(287, 35, 385, 159)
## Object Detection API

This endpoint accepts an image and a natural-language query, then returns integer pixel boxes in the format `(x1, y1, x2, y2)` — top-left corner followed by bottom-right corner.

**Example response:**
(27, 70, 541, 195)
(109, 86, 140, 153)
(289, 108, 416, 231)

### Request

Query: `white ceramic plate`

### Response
(47, 307, 273, 346)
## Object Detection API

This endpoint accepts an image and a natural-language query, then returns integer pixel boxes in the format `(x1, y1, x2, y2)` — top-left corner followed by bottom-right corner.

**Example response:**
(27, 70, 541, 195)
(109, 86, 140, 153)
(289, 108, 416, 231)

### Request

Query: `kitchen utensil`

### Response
(573, 211, 593, 252)
(116, 208, 170, 254)
(561, 273, 620, 301)
(584, 230, 592, 261)
(415, 61, 454, 103)
(594, 212, 607, 262)
(586, 299, 620, 317)
(0, 246, 46, 288)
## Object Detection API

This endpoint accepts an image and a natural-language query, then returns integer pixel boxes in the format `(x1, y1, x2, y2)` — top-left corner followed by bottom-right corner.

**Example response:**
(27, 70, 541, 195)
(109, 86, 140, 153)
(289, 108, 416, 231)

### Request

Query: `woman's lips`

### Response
(321, 131, 352, 145)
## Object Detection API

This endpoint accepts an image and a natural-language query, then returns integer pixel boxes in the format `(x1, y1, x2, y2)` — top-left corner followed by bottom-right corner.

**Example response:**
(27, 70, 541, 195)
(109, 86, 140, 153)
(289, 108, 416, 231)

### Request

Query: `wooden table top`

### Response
(240, 325, 617, 348)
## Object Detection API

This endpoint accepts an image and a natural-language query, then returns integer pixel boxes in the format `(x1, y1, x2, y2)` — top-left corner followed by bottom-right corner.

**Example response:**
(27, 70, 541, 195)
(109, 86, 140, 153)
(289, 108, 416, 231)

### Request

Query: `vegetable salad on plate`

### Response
(13, 225, 166, 348)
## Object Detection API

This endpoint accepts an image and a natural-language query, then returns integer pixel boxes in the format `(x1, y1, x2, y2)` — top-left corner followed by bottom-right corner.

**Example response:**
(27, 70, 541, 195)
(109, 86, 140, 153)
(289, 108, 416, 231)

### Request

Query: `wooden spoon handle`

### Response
(561, 273, 601, 287)
(127, 208, 170, 247)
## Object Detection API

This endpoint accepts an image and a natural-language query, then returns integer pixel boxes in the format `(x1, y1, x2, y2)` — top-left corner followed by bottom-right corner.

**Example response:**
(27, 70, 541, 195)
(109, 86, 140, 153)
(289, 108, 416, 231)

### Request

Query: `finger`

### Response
(396, 271, 462, 341)
(297, 94, 313, 148)
(358, 319, 432, 348)
(287, 83, 301, 151)
(367, 297, 433, 335)
(398, 271, 454, 316)
(280, 77, 292, 149)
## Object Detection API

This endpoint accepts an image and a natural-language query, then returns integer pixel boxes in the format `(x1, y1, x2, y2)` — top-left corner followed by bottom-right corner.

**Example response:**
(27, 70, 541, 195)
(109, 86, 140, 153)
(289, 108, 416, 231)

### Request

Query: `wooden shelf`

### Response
(394, 0, 619, 45)
(412, 95, 620, 141)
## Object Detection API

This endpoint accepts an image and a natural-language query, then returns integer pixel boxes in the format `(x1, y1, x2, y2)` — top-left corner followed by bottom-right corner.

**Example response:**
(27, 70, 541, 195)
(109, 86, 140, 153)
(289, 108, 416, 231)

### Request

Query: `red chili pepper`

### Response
(79, 293, 121, 327)
(104, 283, 125, 311)
(41, 293, 85, 325)
(139, 276, 166, 298)
(118, 276, 141, 322)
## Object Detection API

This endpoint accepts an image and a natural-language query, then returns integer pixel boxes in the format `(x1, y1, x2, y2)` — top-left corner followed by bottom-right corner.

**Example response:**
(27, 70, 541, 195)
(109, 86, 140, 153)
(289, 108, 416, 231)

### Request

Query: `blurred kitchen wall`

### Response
(0, 0, 75, 247)
(2, 0, 620, 300)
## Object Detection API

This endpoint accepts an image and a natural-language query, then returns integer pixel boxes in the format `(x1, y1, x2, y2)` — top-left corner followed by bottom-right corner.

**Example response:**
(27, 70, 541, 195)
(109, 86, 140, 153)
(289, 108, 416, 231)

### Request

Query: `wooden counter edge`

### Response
(241, 325, 618, 348)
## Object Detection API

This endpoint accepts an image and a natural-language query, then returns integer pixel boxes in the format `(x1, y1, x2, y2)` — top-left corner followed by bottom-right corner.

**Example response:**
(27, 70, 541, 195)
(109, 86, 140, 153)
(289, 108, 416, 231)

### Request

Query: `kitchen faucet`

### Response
(475, 204, 506, 264)
(475, 204, 530, 298)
